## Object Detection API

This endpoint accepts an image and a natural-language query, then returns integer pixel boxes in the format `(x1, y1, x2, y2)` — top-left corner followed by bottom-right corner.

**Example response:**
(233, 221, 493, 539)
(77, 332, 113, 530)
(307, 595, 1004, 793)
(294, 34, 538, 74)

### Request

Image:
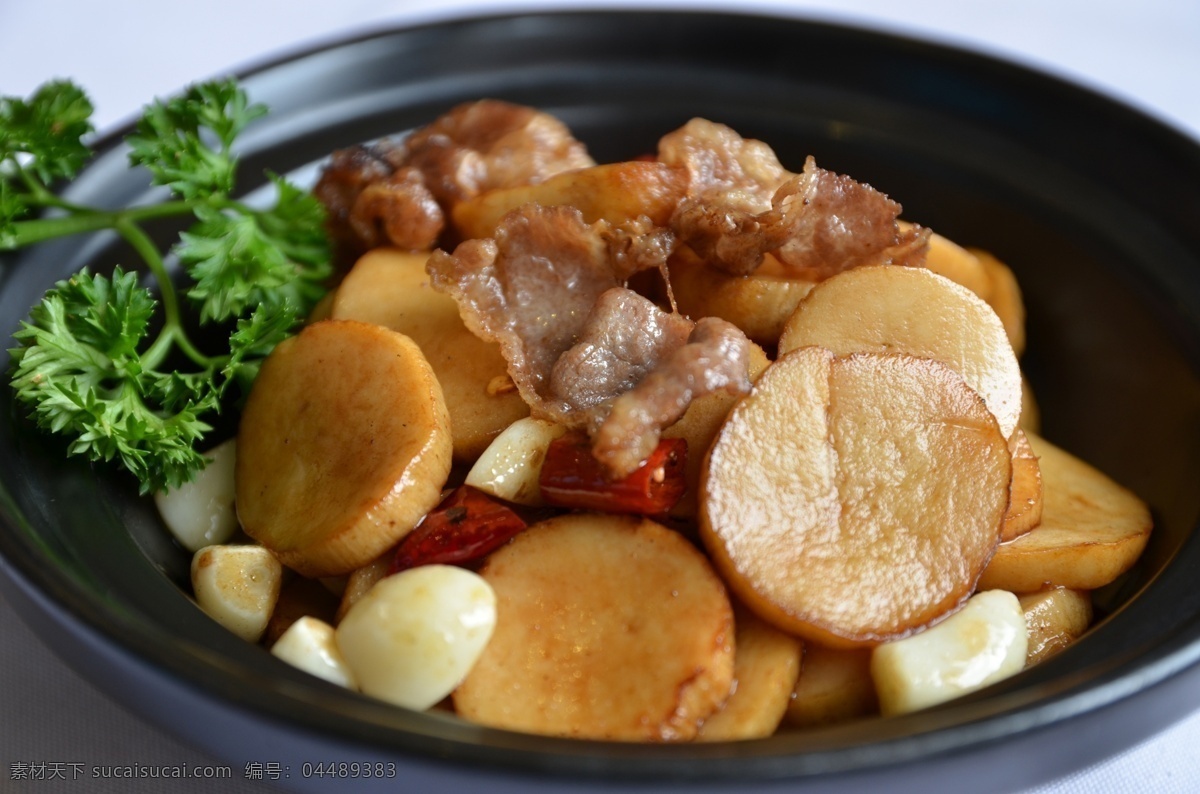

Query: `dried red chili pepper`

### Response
(539, 435, 687, 515)
(389, 485, 528, 574)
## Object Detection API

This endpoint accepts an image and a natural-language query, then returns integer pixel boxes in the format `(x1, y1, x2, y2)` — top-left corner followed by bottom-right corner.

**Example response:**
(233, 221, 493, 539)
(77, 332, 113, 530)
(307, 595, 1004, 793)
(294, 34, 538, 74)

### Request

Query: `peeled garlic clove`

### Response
(155, 439, 239, 552)
(871, 589, 1027, 716)
(464, 417, 566, 506)
(335, 565, 496, 710)
(191, 544, 282, 643)
(271, 616, 358, 689)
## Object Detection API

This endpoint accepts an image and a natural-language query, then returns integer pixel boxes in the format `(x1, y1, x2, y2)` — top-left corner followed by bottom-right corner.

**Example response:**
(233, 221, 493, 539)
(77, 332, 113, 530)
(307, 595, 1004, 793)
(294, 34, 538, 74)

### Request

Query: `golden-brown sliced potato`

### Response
(898, 228, 1026, 358)
(700, 347, 1011, 648)
(977, 434, 1153, 593)
(1019, 587, 1093, 665)
(899, 222, 992, 302)
(778, 264, 1023, 439)
(1002, 429, 1044, 542)
(453, 513, 735, 741)
(972, 248, 1027, 358)
(306, 290, 336, 324)
(783, 644, 878, 728)
(452, 160, 688, 240)
(335, 554, 393, 624)
(331, 248, 529, 462)
(664, 342, 771, 519)
(670, 246, 818, 348)
(697, 604, 802, 742)
(236, 320, 453, 578)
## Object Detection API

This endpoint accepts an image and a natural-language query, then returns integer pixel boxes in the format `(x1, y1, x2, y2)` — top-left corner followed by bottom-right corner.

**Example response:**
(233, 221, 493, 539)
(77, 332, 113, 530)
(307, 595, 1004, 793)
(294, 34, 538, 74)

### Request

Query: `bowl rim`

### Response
(3, 7, 1200, 791)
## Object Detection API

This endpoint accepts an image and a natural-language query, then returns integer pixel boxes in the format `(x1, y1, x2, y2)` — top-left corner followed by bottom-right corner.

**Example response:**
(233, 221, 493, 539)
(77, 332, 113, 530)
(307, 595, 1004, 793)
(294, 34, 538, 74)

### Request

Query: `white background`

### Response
(2, 0, 1198, 139)
(2, 1, 1200, 792)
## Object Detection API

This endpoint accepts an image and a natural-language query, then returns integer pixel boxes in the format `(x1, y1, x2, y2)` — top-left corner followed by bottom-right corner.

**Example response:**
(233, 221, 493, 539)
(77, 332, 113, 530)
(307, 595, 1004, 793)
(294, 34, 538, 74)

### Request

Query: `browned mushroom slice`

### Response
(236, 320, 452, 578)
(453, 513, 735, 741)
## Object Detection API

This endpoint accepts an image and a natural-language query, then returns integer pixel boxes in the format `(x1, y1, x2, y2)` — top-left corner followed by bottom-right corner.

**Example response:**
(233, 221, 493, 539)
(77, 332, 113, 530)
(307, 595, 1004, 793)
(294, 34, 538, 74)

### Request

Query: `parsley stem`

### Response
(6, 200, 195, 248)
(144, 323, 222, 373)
(17, 167, 61, 202)
(7, 212, 113, 247)
(6, 78, 328, 493)
(17, 168, 92, 215)
(113, 217, 216, 371)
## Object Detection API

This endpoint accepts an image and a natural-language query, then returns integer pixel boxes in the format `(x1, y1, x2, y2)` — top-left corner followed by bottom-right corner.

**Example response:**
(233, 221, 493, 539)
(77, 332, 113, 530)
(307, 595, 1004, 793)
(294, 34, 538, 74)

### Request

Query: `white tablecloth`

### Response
(2, 1, 1199, 791)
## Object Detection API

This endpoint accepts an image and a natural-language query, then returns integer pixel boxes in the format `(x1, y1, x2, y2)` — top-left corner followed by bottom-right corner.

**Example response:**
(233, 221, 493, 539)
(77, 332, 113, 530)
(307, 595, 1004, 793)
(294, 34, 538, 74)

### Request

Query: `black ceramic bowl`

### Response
(3, 10, 1200, 793)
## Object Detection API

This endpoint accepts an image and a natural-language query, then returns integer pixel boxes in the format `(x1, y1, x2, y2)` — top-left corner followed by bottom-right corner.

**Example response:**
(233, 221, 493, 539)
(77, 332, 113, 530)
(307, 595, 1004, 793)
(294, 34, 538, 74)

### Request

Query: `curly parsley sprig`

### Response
(3, 79, 331, 493)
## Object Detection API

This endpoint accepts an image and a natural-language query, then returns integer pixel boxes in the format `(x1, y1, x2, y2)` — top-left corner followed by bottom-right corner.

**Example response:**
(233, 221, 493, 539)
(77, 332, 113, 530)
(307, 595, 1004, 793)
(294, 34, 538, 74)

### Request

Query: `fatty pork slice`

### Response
(427, 203, 753, 478)
(314, 100, 595, 255)
(659, 118, 928, 277)
(404, 99, 596, 204)
(577, 303, 753, 478)
(313, 140, 442, 256)
(658, 117, 792, 210)
(548, 288, 695, 419)
(426, 204, 625, 416)
(547, 287, 752, 479)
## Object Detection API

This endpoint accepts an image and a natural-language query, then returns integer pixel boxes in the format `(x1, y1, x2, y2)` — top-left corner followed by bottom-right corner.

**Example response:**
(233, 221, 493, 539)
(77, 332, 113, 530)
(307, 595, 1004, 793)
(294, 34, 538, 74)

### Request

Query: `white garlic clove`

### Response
(464, 417, 565, 506)
(191, 544, 282, 643)
(155, 439, 239, 552)
(335, 565, 496, 710)
(871, 589, 1027, 716)
(271, 616, 358, 689)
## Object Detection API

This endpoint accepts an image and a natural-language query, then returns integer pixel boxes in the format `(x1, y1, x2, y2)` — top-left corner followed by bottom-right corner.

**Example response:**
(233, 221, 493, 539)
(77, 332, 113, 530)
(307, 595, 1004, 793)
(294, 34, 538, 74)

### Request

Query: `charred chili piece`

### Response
(539, 435, 687, 515)
(389, 486, 528, 574)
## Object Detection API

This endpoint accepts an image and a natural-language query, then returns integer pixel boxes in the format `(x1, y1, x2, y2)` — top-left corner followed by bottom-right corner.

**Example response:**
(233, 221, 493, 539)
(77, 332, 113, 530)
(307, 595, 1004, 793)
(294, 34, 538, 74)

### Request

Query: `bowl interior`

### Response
(3, 10, 1200, 790)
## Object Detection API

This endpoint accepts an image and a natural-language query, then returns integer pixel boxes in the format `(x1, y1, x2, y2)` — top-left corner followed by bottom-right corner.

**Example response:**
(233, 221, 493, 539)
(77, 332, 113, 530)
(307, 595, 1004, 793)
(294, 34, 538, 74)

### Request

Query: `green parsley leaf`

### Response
(0, 80, 94, 183)
(221, 301, 300, 395)
(126, 78, 265, 201)
(50, 267, 156, 365)
(1, 178, 24, 246)
(176, 176, 331, 323)
(5, 78, 331, 493)
(151, 369, 220, 415)
(9, 268, 214, 493)
(260, 172, 331, 273)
